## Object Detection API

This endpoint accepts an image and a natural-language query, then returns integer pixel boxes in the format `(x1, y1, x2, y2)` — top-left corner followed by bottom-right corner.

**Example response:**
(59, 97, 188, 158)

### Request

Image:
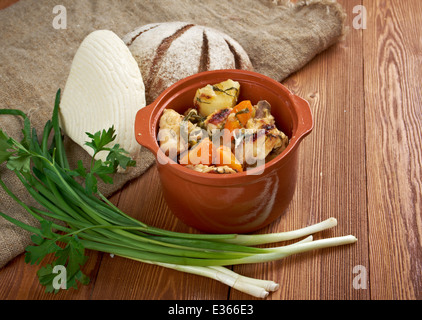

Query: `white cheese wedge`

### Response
(59, 30, 146, 165)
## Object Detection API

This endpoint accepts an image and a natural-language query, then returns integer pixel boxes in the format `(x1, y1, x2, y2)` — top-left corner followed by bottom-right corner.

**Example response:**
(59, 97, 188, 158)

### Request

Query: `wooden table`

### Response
(0, 0, 421, 300)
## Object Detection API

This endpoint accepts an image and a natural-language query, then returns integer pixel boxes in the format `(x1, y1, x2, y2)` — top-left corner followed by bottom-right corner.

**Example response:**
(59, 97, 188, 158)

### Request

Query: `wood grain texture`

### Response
(363, 0, 422, 300)
(0, 0, 421, 300)
(90, 167, 229, 299)
(230, 0, 369, 300)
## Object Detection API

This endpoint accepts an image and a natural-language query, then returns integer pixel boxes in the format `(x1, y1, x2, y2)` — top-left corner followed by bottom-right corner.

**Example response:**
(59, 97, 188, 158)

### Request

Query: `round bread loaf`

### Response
(122, 22, 253, 104)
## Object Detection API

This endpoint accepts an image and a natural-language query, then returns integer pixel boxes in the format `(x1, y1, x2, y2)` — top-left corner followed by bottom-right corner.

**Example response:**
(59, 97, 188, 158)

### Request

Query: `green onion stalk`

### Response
(0, 90, 357, 298)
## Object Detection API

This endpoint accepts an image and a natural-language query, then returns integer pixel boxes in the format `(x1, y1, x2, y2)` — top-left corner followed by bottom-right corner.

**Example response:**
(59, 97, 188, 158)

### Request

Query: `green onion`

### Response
(0, 90, 357, 298)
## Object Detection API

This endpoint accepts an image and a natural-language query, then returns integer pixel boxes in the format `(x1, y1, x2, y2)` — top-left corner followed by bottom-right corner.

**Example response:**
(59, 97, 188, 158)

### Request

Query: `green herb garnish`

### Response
(195, 97, 211, 104)
(0, 89, 357, 298)
(212, 85, 239, 97)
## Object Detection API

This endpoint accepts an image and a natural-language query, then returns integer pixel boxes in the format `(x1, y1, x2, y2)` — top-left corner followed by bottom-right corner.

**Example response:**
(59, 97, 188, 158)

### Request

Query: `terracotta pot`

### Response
(135, 70, 313, 233)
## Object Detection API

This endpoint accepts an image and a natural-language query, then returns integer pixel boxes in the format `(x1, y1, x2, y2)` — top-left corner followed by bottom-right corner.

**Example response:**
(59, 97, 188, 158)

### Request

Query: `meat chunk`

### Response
(204, 107, 232, 136)
(158, 109, 193, 157)
(254, 100, 272, 119)
(186, 164, 238, 174)
(246, 118, 288, 155)
(235, 101, 289, 166)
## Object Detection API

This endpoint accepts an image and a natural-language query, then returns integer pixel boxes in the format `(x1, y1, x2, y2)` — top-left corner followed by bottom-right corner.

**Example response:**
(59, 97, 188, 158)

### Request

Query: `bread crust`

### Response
(123, 22, 253, 104)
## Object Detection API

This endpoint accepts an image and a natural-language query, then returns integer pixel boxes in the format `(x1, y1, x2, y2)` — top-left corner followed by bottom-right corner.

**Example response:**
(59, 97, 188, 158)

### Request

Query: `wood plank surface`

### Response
(363, 0, 422, 300)
(231, 0, 370, 300)
(0, 0, 421, 301)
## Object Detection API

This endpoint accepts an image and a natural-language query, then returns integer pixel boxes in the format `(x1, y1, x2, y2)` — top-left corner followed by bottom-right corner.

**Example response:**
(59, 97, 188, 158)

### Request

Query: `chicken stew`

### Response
(157, 79, 289, 174)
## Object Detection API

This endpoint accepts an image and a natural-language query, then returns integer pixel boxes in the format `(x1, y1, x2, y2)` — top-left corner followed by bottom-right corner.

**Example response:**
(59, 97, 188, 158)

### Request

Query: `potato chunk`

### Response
(193, 79, 240, 117)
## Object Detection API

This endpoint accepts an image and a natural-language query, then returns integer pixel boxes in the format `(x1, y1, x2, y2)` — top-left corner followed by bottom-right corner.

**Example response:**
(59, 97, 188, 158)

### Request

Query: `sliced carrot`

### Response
(223, 100, 254, 141)
(179, 138, 215, 166)
(231, 100, 254, 126)
(223, 115, 241, 141)
(215, 145, 243, 172)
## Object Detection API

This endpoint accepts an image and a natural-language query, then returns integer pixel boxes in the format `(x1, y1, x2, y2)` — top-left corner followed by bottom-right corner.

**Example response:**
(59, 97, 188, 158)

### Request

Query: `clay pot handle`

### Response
(135, 102, 159, 155)
(291, 94, 314, 141)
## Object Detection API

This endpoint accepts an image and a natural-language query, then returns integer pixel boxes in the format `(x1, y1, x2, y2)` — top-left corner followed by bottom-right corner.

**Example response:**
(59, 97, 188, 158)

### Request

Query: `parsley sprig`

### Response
(0, 89, 135, 291)
(0, 89, 357, 298)
(73, 126, 136, 194)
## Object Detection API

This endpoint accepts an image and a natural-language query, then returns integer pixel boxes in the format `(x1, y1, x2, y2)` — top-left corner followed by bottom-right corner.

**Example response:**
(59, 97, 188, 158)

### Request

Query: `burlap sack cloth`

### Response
(0, 0, 347, 268)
